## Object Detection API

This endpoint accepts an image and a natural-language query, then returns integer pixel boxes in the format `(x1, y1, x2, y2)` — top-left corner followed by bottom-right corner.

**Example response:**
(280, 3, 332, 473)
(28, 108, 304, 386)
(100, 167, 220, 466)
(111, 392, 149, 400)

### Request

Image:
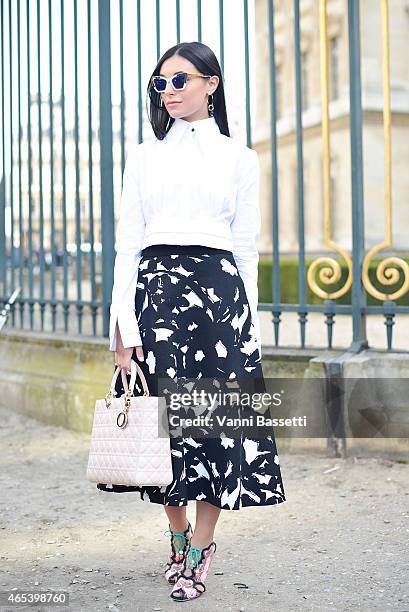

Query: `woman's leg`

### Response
(191, 501, 221, 548)
(163, 505, 189, 532)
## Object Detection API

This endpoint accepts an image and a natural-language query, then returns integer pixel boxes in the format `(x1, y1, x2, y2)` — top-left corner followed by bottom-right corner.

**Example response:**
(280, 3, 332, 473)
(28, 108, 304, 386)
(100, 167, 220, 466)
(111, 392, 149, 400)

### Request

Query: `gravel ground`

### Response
(0, 407, 408, 612)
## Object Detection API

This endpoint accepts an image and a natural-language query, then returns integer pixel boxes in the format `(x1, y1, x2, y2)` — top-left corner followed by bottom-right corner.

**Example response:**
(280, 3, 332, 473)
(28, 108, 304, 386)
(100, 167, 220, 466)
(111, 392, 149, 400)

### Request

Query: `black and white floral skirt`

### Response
(97, 244, 286, 510)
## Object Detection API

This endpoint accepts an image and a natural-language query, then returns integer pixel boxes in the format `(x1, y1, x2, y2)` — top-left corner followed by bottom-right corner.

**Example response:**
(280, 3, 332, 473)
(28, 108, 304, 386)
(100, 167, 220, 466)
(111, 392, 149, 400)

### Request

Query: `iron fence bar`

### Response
(98, 0, 115, 339)
(26, 0, 34, 328)
(17, 0, 24, 327)
(87, 0, 97, 335)
(258, 303, 354, 314)
(7, 296, 102, 308)
(267, 0, 281, 346)
(197, 0, 202, 42)
(347, 0, 368, 352)
(48, 0, 57, 331)
(36, 0, 46, 329)
(60, 0, 69, 331)
(293, 0, 308, 348)
(218, 0, 224, 74)
(119, 0, 125, 178)
(8, 0, 15, 310)
(176, 0, 180, 44)
(136, 0, 142, 142)
(156, 0, 160, 60)
(243, 0, 251, 147)
(4, 0, 14, 310)
(73, 0, 83, 333)
(0, 0, 5, 313)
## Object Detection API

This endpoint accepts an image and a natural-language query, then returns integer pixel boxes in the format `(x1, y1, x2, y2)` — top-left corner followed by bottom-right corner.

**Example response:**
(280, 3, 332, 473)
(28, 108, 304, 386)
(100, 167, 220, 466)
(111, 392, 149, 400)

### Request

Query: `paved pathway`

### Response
(0, 407, 408, 611)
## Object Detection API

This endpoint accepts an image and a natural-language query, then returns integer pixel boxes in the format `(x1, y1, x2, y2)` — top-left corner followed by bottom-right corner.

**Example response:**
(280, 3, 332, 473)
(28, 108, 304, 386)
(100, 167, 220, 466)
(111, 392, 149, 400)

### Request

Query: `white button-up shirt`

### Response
(109, 115, 262, 355)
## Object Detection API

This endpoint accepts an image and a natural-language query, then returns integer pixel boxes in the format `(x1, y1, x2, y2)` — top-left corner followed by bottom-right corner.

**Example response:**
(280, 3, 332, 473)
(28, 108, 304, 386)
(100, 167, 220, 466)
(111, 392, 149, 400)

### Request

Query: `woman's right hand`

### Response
(114, 323, 145, 371)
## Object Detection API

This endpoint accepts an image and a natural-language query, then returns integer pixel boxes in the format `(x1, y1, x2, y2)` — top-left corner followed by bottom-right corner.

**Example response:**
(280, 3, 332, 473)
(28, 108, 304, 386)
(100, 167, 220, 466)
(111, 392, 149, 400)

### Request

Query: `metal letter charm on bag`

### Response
(86, 359, 173, 487)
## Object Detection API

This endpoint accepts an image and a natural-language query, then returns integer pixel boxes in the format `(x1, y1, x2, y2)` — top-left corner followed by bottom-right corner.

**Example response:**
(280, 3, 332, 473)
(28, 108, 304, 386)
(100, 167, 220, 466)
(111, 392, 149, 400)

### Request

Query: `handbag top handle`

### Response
(110, 360, 150, 397)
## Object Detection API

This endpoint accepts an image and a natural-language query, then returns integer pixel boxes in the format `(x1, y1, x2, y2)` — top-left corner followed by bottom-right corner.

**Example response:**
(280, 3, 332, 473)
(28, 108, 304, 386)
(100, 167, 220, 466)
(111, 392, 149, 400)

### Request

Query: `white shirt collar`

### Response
(164, 115, 221, 146)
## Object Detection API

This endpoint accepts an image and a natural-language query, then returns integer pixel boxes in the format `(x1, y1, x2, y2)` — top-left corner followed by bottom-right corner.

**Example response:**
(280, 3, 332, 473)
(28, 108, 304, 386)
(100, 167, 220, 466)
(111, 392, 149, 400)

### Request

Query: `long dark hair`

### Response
(146, 41, 230, 141)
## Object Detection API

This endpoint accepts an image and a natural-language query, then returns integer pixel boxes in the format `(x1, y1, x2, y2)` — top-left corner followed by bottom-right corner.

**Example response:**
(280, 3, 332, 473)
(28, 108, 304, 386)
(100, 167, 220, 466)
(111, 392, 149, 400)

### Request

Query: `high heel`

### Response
(163, 522, 193, 584)
(170, 540, 217, 601)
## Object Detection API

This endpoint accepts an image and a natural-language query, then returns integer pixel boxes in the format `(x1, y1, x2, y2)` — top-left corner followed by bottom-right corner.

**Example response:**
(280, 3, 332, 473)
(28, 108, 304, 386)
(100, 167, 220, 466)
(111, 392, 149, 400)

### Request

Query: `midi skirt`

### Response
(97, 244, 286, 510)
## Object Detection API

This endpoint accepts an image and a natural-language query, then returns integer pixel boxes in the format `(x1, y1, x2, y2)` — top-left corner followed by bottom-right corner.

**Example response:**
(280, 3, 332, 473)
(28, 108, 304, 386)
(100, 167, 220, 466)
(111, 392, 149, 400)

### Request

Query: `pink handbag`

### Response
(86, 359, 173, 487)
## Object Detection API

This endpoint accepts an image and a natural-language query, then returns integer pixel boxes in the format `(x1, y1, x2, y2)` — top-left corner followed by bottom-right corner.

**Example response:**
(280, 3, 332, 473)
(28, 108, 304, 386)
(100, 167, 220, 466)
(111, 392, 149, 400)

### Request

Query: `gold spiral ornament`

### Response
(307, 245, 352, 300)
(362, 246, 409, 301)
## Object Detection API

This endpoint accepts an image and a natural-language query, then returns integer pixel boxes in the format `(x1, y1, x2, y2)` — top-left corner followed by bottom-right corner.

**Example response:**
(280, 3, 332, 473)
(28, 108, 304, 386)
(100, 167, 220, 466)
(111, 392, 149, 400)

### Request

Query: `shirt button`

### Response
(191, 127, 195, 132)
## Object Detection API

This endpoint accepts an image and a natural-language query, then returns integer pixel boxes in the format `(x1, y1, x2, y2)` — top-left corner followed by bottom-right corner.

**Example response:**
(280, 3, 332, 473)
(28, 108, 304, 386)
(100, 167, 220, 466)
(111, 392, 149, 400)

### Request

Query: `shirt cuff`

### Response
(109, 312, 142, 351)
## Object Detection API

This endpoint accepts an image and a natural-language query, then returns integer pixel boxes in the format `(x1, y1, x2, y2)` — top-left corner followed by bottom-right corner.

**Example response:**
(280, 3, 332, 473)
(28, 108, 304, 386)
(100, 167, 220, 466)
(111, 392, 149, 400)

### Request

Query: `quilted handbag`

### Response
(86, 359, 173, 487)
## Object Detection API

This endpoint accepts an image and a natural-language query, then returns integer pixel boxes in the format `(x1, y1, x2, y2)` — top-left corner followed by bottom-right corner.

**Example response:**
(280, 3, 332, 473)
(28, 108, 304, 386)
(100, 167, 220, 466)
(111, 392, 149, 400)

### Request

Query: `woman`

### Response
(97, 41, 286, 602)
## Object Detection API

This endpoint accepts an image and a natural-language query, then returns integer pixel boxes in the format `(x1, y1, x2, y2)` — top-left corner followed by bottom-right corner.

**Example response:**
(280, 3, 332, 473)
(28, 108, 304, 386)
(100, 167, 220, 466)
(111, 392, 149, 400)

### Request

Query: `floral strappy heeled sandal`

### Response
(170, 540, 217, 601)
(163, 522, 193, 584)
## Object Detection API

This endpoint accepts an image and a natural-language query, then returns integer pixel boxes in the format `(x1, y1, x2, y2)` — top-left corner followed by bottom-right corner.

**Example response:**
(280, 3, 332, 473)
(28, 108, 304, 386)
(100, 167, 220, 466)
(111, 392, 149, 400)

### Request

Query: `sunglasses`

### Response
(150, 71, 212, 93)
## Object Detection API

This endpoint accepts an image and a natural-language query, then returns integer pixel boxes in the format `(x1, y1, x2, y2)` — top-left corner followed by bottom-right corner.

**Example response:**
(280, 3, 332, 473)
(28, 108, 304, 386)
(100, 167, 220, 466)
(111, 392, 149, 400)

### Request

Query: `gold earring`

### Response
(207, 93, 214, 116)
